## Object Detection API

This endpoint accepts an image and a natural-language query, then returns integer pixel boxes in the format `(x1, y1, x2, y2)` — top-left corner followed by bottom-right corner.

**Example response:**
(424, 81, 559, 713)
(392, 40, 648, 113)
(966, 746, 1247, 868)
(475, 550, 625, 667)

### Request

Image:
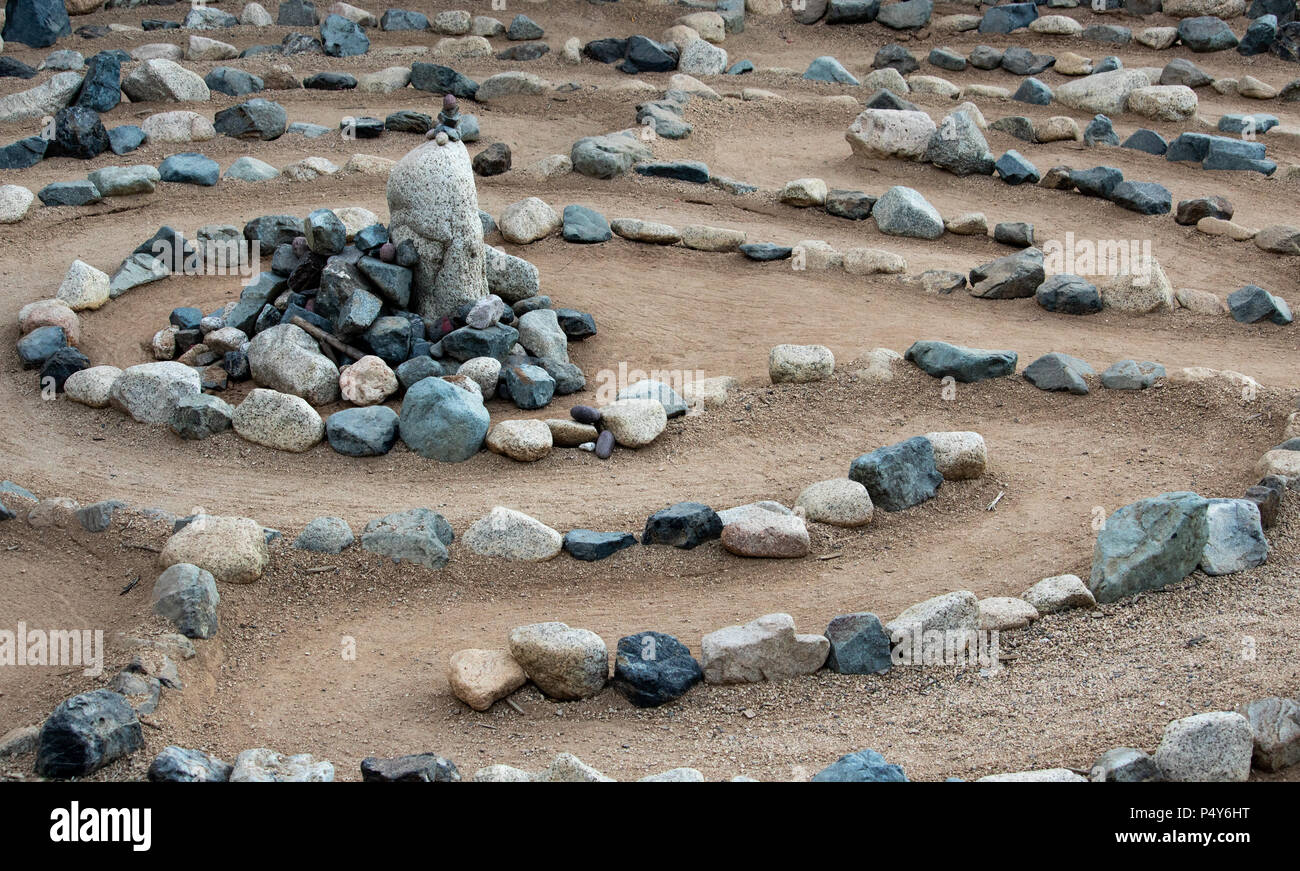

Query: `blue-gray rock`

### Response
(812, 749, 908, 782)
(995, 149, 1040, 184)
(1200, 499, 1268, 575)
(633, 160, 710, 184)
(75, 52, 121, 113)
(877, 0, 932, 29)
(361, 753, 460, 782)
(0, 56, 37, 79)
(504, 363, 555, 409)
(562, 204, 611, 243)
(214, 98, 287, 141)
(926, 111, 995, 176)
(365, 316, 413, 364)
(824, 612, 892, 674)
(1178, 16, 1240, 52)
(994, 221, 1034, 248)
(159, 153, 220, 187)
(968, 44, 1004, 70)
(47, 106, 109, 159)
(360, 507, 453, 568)
(1218, 113, 1279, 135)
(1090, 492, 1210, 603)
(170, 393, 233, 439)
(1122, 128, 1168, 155)
(969, 247, 1044, 299)
(205, 66, 264, 97)
(380, 9, 427, 30)
(398, 376, 488, 462)
(570, 131, 652, 179)
(106, 125, 146, 156)
(1036, 274, 1102, 315)
(1239, 14, 1278, 55)
(979, 2, 1038, 34)
(740, 243, 793, 261)
(554, 309, 596, 341)
(36, 690, 143, 778)
(326, 406, 399, 456)
(1110, 180, 1171, 215)
(990, 117, 1036, 148)
(873, 43, 919, 74)
(293, 516, 355, 553)
(148, 746, 232, 782)
(1227, 285, 1292, 325)
(1001, 46, 1055, 75)
(321, 13, 368, 57)
(873, 186, 944, 239)
(385, 109, 433, 134)
(1071, 166, 1124, 198)
(904, 340, 1017, 382)
(184, 7, 239, 28)
(152, 563, 220, 639)
(1084, 114, 1120, 146)
(507, 13, 543, 40)
(849, 436, 943, 512)
(441, 323, 519, 362)
(1101, 359, 1165, 390)
(642, 502, 722, 549)
(409, 63, 479, 99)
(864, 88, 919, 110)
(613, 632, 703, 707)
(2, 0, 71, 48)
(0, 136, 48, 169)
(727, 60, 755, 75)
(1277, 21, 1300, 62)
(1093, 55, 1123, 74)
(804, 55, 860, 84)
(827, 190, 876, 220)
(1013, 77, 1052, 105)
(1023, 351, 1094, 394)
(564, 530, 636, 561)
(75, 499, 125, 533)
(38, 180, 102, 207)
(619, 36, 678, 74)
(357, 257, 412, 308)
(18, 325, 67, 369)
(1084, 24, 1131, 44)
(928, 47, 967, 72)
(395, 356, 447, 388)
(1249, 0, 1294, 22)
(1160, 58, 1213, 88)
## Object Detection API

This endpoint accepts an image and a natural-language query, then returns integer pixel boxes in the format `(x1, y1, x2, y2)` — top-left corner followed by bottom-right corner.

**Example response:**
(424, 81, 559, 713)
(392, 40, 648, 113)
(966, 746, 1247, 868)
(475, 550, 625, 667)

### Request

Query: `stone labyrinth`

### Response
(1, 0, 1299, 783)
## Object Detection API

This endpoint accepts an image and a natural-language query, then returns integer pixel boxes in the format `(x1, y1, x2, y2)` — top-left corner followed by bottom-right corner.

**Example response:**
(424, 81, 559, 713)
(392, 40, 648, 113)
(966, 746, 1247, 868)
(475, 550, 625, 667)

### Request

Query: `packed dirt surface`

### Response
(1, 1, 1299, 780)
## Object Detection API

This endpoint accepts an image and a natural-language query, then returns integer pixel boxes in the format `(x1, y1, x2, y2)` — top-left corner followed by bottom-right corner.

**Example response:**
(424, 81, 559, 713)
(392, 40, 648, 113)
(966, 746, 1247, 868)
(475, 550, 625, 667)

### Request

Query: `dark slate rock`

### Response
(1093, 55, 1123, 74)
(504, 363, 555, 409)
(1023, 351, 1094, 394)
(1160, 58, 1213, 88)
(968, 247, 1045, 299)
(926, 110, 995, 176)
(170, 394, 233, 440)
(825, 189, 875, 220)
(533, 357, 584, 395)
(214, 98, 287, 140)
(827, 0, 881, 24)
(108, 125, 146, 156)
(1244, 477, 1283, 529)
(278, 0, 318, 26)
(554, 308, 597, 340)
(582, 37, 627, 64)
(244, 215, 305, 254)
(864, 88, 918, 110)
(140, 19, 181, 32)
(74, 51, 121, 112)
(928, 47, 966, 71)
(48, 106, 110, 159)
(159, 153, 220, 186)
(1084, 24, 1131, 44)
(1178, 16, 1240, 52)
(1013, 77, 1052, 105)
(613, 631, 703, 707)
(361, 508, 454, 568)
(147, 746, 232, 782)
(35, 690, 143, 778)
(633, 160, 710, 184)
(39, 346, 89, 392)
(1122, 128, 1168, 155)
(361, 753, 460, 782)
(0, 56, 37, 79)
(1084, 113, 1120, 146)
(619, 35, 678, 74)
(1201, 136, 1274, 174)
(1001, 46, 1055, 75)
(562, 204, 611, 243)
(1218, 113, 1279, 135)
(409, 63, 479, 99)
(979, 2, 1038, 34)
(812, 749, 908, 782)
(357, 257, 411, 308)
(990, 114, 1037, 143)
(1272, 21, 1300, 62)
(365, 315, 413, 365)
(507, 13, 544, 40)
(968, 44, 1004, 70)
(993, 221, 1034, 247)
(1239, 14, 1278, 55)
(1036, 274, 1101, 315)
(0, 135, 47, 169)
(472, 142, 511, 176)
(995, 149, 1040, 184)
(385, 110, 433, 134)
(849, 436, 943, 511)
(326, 406, 399, 456)
(1249, 0, 1295, 22)
(824, 612, 892, 674)
(1174, 195, 1233, 225)
(76, 499, 125, 533)
(876, 0, 932, 30)
(641, 502, 723, 549)
(39, 180, 102, 206)
(564, 529, 636, 561)
(1090, 492, 1209, 603)
(1101, 359, 1165, 390)
(873, 43, 919, 74)
(1110, 180, 1171, 215)
(395, 356, 447, 389)
(380, 9, 428, 31)
(152, 562, 220, 638)
(1227, 285, 1293, 324)
(740, 243, 793, 261)
(321, 13, 369, 58)
(803, 55, 860, 84)
(1071, 166, 1124, 198)
(205, 66, 264, 97)
(2, 0, 71, 49)
(304, 71, 356, 90)
(904, 340, 1017, 382)
(441, 323, 519, 362)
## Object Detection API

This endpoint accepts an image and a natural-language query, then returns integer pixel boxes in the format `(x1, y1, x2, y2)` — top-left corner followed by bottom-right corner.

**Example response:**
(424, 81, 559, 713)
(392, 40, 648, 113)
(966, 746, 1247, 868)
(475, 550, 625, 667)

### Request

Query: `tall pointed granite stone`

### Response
(386, 136, 487, 321)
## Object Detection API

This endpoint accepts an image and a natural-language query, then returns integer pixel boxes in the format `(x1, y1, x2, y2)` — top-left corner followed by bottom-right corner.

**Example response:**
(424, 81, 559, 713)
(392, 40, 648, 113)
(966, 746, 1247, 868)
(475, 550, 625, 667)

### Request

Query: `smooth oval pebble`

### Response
(571, 404, 600, 425)
(594, 429, 614, 459)
(379, 242, 396, 262)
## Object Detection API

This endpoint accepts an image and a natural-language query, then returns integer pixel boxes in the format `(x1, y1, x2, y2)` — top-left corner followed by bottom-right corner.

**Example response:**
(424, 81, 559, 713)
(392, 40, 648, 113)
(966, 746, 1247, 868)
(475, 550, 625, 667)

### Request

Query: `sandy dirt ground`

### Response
(1, 1, 1298, 781)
